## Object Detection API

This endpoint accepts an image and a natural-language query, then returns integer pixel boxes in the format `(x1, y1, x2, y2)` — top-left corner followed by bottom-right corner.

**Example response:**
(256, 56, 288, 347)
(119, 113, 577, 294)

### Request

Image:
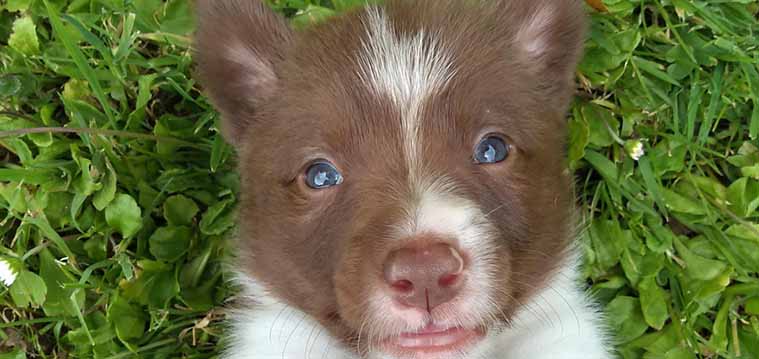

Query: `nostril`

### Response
(438, 273, 459, 288)
(390, 279, 414, 293)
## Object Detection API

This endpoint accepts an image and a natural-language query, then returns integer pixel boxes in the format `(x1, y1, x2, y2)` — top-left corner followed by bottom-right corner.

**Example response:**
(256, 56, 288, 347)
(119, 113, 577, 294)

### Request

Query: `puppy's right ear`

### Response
(194, 0, 293, 146)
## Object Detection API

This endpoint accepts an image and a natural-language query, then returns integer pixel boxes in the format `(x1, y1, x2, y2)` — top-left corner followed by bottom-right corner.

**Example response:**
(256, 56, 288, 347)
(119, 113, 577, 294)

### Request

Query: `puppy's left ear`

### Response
(510, 0, 587, 104)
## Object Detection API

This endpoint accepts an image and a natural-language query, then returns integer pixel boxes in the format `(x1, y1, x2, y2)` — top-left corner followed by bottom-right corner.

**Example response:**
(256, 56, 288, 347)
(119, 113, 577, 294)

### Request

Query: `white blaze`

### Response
(358, 7, 456, 182)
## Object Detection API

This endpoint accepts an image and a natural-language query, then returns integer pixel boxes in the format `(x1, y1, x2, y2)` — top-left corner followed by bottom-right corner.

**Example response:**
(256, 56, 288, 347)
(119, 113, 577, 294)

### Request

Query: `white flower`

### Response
(0, 257, 19, 287)
(625, 139, 645, 161)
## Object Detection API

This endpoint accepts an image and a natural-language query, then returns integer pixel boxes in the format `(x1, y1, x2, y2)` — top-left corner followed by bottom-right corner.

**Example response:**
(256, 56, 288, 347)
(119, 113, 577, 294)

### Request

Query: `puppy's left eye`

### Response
(474, 135, 510, 164)
(305, 161, 344, 189)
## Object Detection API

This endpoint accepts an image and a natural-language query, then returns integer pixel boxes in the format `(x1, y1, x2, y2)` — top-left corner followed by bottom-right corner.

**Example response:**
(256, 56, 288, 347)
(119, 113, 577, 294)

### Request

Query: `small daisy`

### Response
(0, 256, 19, 287)
(625, 139, 645, 161)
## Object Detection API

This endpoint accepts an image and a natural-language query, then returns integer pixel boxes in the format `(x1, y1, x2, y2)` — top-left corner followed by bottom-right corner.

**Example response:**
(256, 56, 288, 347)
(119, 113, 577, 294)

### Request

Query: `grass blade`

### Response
(44, 0, 118, 128)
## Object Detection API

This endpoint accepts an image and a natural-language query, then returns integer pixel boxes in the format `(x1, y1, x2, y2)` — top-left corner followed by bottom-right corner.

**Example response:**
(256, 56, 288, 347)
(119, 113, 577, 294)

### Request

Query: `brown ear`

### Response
(194, 0, 293, 146)
(507, 0, 587, 105)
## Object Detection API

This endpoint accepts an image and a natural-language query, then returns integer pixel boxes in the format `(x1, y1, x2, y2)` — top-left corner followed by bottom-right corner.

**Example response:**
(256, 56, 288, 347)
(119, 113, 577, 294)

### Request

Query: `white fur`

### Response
(223, 303, 354, 359)
(483, 255, 613, 359)
(223, 255, 612, 359)
(371, 180, 498, 334)
(358, 7, 456, 180)
(222, 275, 352, 359)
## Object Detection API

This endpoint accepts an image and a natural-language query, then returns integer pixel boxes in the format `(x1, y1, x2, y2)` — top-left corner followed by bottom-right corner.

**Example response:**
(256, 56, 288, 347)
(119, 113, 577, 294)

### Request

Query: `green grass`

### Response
(0, 0, 758, 358)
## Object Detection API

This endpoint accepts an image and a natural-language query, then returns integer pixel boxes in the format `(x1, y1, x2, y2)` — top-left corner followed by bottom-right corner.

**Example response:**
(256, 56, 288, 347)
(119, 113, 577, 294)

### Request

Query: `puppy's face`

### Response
(196, 1, 585, 358)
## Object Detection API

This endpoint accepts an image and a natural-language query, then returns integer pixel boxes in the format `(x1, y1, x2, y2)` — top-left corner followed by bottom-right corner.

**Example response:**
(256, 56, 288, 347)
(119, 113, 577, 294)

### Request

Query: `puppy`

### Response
(195, 0, 613, 358)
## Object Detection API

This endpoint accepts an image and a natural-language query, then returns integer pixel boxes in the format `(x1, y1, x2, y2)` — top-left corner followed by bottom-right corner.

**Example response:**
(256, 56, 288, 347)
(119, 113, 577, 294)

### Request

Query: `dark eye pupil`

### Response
(306, 162, 343, 189)
(475, 136, 509, 164)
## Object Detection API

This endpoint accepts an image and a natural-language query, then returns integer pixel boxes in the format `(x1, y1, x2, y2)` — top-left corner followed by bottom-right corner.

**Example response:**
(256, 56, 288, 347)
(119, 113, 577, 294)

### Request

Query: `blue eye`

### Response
(474, 136, 510, 164)
(305, 161, 343, 189)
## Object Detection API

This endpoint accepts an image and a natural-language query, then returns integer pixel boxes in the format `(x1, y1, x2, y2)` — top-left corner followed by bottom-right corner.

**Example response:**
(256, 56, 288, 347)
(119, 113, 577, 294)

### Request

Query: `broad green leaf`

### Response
(72, 157, 101, 197)
(0, 350, 26, 359)
(606, 296, 649, 343)
(163, 195, 199, 226)
(663, 347, 694, 359)
(644, 219, 675, 254)
(180, 282, 216, 311)
(724, 224, 759, 241)
(584, 103, 620, 148)
(199, 198, 236, 235)
(160, 0, 194, 35)
(39, 250, 84, 317)
(105, 194, 142, 238)
(180, 244, 213, 289)
(589, 220, 626, 271)
(584, 150, 619, 181)
(6, 0, 32, 11)
(688, 175, 727, 202)
(674, 237, 728, 281)
(0, 183, 29, 214)
(621, 248, 643, 286)
(722, 234, 759, 273)
(630, 324, 682, 356)
(742, 164, 759, 180)
(126, 74, 157, 130)
(745, 297, 759, 316)
(633, 57, 681, 86)
(84, 236, 108, 261)
(27, 106, 53, 146)
(118, 253, 134, 281)
(568, 109, 590, 168)
(0, 75, 22, 98)
(737, 326, 759, 359)
(726, 178, 759, 217)
(8, 16, 39, 56)
(92, 161, 117, 211)
(627, 255, 653, 289)
(64, 312, 116, 348)
(133, 0, 162, 32)
(121, 260, 179, 308)
(148, 226, 192, 262)
(106, 294, 145, 342)
(9, 270, 46, 308)
(661, 188, 706, 215)
(637, 276, 669, 330)
(291, 5, 336, 28)
(154, 115, 196, 155)
(62, 79, 92, 102)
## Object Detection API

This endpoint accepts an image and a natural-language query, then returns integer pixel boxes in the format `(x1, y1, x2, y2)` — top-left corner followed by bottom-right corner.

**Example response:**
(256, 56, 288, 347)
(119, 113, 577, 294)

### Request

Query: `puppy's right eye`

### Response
(305, 161, 343, 189)
(474, 135, 510, 164)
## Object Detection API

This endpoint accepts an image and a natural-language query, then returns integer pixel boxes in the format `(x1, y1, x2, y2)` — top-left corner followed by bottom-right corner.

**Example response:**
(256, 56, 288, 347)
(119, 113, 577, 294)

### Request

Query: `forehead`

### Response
(270, 4, 553, 158)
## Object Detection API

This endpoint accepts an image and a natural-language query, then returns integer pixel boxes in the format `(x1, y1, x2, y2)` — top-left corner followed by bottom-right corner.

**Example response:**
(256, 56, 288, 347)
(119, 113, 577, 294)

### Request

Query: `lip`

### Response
(381, 324, 485, 357)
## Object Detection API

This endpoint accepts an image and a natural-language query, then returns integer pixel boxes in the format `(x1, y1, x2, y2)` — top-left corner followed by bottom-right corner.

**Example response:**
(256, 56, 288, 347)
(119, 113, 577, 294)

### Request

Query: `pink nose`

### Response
(383, 243, 466, 312)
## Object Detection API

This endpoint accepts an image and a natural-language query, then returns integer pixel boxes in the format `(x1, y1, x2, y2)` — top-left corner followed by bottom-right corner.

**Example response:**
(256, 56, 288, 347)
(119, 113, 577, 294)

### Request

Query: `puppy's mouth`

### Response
(379, 324, 485, 357)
